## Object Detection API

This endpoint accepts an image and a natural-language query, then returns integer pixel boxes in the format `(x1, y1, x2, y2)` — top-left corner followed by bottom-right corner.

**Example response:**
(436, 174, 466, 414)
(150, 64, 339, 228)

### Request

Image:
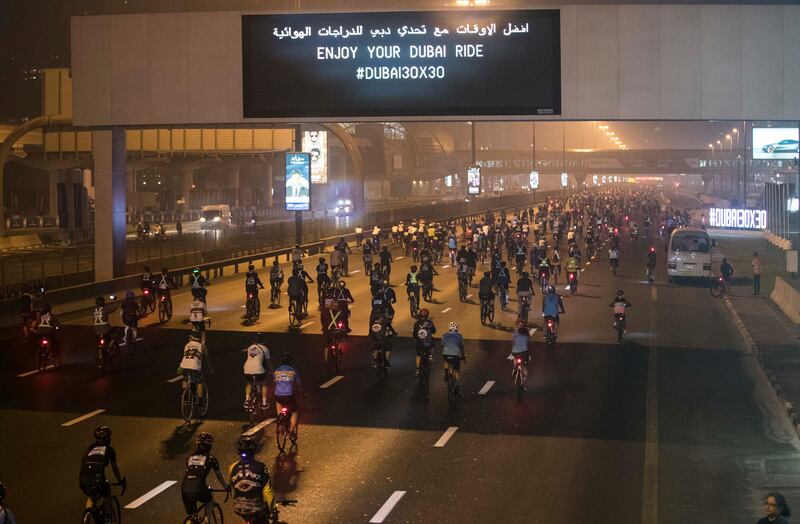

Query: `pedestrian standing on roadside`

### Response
(757, 492, 791, 524)
(752, 252, 762, 296)
(176, 219, 183, 240)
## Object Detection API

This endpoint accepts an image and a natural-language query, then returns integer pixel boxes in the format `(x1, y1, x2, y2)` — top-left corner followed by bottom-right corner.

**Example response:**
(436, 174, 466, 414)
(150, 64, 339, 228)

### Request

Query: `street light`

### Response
(709, 144, 716, 194)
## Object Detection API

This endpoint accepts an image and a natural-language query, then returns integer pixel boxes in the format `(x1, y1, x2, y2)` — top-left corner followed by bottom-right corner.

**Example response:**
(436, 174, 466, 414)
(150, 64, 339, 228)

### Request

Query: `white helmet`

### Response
(448, 322, 458, 331)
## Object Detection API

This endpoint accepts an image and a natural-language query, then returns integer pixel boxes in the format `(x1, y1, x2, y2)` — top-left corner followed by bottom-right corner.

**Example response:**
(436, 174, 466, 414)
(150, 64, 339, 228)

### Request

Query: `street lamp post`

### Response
(726, 134, 733, 197)
(708, 144, 715, 195)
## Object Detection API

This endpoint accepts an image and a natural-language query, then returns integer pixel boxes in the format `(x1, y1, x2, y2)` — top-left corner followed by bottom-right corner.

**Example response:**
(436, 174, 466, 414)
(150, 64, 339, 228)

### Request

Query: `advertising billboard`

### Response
(529, 170, 539, 190)
(243, 10, 561, 119)
(302, 130, 328, 183)
(560, 172, 569, 188)
(467, 167, 481, 195)
(752, 127, 799, 160)
(708, 208, 767, 230)
(285, 153, 311, 211)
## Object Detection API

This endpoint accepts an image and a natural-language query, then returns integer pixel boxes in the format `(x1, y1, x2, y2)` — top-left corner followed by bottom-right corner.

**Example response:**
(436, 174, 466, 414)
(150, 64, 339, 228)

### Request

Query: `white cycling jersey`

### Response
(243, 344, 270, 375)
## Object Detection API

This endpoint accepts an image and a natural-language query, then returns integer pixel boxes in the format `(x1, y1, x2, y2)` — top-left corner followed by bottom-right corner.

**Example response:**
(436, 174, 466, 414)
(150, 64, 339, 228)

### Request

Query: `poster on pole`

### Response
(285, 153, 311, 211)
(560, 172, 569, 188)
(467, 166, 481, 195)
(529, 170, 539, 190)
(302, 130, 328, 183)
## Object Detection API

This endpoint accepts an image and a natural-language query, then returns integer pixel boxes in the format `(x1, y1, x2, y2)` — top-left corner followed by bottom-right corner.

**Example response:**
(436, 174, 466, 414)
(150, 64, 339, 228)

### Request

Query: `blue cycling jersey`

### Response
(442, 332, 464, 357)
(543, 294, 560, 317)
(273, 365, 301, 396)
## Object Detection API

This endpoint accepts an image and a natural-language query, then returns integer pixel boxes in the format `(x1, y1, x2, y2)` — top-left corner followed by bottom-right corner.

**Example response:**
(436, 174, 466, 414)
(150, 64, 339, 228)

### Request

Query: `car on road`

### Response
(761, 139, 799, 154)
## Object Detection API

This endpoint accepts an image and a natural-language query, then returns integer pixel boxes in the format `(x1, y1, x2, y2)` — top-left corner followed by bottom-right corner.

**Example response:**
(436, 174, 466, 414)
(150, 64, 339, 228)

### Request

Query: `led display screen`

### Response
(529, 170, 539, 190)
(243, 10, 561, 119)
(285, 153, 311, 211)
(467, 167, 481, 195)
(752, 128, 799, 160)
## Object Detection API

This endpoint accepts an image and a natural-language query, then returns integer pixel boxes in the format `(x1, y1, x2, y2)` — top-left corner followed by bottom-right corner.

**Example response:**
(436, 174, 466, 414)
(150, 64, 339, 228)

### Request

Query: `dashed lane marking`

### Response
(466, 294, 473, 299)
(369, 491, 407, 523)
(300, 321, 315, 329)
(166, 375, 184, 383)
(434, 426, 459, 447)
(62, 409, 106, 427)
(396, 256, 405, 260)
(441, 307, 452, 314)
(478, 381, 495, 395)
(350, 269, 361, 273)
(441, 265, 450, 269)
(242, 417, 277, 437)
(320, 375, 344, 389)
(124, 480, 178, 509)
(17, 365, 54, 377)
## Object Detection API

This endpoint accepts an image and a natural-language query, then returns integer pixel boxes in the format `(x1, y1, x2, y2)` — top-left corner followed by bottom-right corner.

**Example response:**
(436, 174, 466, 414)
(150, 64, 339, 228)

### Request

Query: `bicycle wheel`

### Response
(446, 371, 456, 405)
(333, 347, 341, 374)
(255, 296, 261, 318)
(709, 280, 722, 297)
(37, 347, 47, 372)
(109, 345, 121, 372)
(480, 303, 487, 325)
(276, 416, 289, 453)
(514, 367, 523, 404)
(212, 502, 223, 524)
(199, 382, 209, 417)
(376, 351, 388, 381)
(181, 387, 194, 421)
(81, 508, 96, 524)
(104, 496, 121, 523)
(158, 301, 167, 323)
(487, 303, 494, 323)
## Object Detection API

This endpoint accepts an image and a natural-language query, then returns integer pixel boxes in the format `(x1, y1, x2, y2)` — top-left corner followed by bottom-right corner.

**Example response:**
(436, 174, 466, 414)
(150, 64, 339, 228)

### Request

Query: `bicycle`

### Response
(458, 276, 468, 302)
(141, 288, 156, 314)
(445, 360, 460, 405)
(422, 282, 433, 303)
(539, 271, 549, 293)
(512, 354, 527, 403)
(567, 271, 578, 296)
(374, 345, 389, 381)
(646, 265, 655, 284)
(245, 291, 261, 323)
(288, 297, 303, 328)
(244, 376, 266, 427)
(81, 479, 126, 524)
(181, 372, 209, 421)
(157, 292, 173, 323)
(270, 284, 281, 308)
(418, 351, 432, 391)
(408, 289, 420, 318)
(325, 332, 344, 375)
(518, 295, 531, 323)
(544, 316, 558, 350)
(709, 275, 728, 297)
(480, 296, 495, 325)
(36, 332, 61, 372)
(183, 488, 227, 524)
(498, 285, 509, 311)
(276, 405, 298, 454)
(95, 329, 122, 375)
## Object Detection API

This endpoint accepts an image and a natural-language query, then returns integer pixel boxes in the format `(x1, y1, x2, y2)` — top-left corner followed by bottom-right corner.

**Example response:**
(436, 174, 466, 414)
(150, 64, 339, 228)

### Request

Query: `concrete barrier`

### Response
(771, 276, 800, 325)
(0, 234, 42, 250)
(764, 230, 794, 251)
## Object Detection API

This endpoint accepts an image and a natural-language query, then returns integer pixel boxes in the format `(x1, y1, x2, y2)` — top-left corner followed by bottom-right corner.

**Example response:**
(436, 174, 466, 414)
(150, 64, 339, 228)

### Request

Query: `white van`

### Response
(199, 204, 232, 229)
(667, 228, 713, 281)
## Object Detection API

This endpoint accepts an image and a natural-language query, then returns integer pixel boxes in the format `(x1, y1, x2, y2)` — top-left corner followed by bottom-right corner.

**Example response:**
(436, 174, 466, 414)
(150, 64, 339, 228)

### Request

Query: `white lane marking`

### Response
(466, 294, 473, 299)
(586, 261, 591, 266)
(320, 375, 344, 389)
(62, 409, 106, 427)
(478, 381, 495, 395)
(242, 417, 277, 437)
(441, 265, 450, 269)
(124, 480, 178, 509)
(433, 426, 459, 447)
(441, 307, 452, 314)
(396, 256, 405, 260)
(166, 375, 184, 383)
(642, 285, 659, 524)
(300, 321, 315, 329)
(369, 491, 407, 523)
(17, 365, 54, 377)
(350, 269, 361, 273)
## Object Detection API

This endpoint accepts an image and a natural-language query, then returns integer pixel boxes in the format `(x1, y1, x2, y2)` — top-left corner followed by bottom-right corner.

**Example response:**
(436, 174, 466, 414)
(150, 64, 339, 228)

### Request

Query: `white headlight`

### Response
(213, 216, 221, 222)
(200, 217, 206, 222)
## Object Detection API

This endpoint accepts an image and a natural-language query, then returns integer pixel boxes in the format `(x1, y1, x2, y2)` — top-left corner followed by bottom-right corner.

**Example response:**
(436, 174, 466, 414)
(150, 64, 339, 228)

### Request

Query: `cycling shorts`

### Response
(274, 395, 297, 412)
(79, 476, 110, 502)
(512, 351, 530, 365)
(191, 320, 205, 332)
(122, 315, 138, 328)
(415, 344, 434, 357)
(181, 486, 212, 515)
(246, 373, 266, 384)
(443, 355, 462, 370)
(610, 259, 619, 267)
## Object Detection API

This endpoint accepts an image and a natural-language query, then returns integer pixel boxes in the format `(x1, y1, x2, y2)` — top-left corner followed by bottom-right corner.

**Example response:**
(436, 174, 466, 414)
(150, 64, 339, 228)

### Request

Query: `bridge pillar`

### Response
(701, 175, 713, 194)
(180, 171, 194, 207)
(48, 170, 62, 217)
(227, 167, 240, 208)
(92, 127, 127, 280)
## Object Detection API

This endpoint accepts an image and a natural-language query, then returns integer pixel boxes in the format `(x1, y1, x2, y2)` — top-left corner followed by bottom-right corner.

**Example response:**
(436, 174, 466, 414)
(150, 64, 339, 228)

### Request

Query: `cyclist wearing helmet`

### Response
(178, 333, 210, 398)
(645, 246, 657, 280)
(442, 322, 466, 396)
(269, 260, 284, 305)
(120, 291, 140, 343)
(610, 289, 632, 333)
(406, 265, 421, 306)
(190, 268, 209, 300)
(181, 433, 228, 521)
(229, 436, 275, 522)
(0, 481, 17, 524)
(478, 271, 495, 302)
(189, 292, 208, 345)
(542, 285, 566, 332)
(379, 246, 393, 279)
(412, 309, 436, 375)
(140, 264, 155, 297)
(370, 307, 393, 367)
(516, 271, 534, 308)
(157, 267, 173, 297)
(244, 264, 265, 296)
(92, 295, 118, 338)
(334, 280, 354, 333)
(273, 354, 301, 436)
(79, 426, 125, 511)
(243, 334, 272, 410)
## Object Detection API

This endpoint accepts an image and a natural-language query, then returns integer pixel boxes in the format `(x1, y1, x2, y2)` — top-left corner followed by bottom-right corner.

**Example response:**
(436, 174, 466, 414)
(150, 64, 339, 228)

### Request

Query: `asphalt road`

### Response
(1, 207, 797, 523)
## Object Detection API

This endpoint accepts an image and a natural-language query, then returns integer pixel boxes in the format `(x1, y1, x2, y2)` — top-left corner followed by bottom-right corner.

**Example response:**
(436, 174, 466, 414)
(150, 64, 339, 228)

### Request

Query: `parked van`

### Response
(667, 227, 713, 282)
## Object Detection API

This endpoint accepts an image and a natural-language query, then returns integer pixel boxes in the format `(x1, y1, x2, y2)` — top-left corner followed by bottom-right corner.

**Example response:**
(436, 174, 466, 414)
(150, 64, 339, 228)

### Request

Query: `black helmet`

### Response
(418, 308, 429, 318)
(248, 264, 255, 271)
(161, 267, 168, 273)
(237, 435, 257, 456)
(616, 289, 625, 296)
(410, 265, 418, 272)
(195, 432, 214, 448)
(319, 257, 325, 263)
(254, 332, 266, 344)
(483, 271, 490, 277)
(281, 353, 293, 365)
(143, 265, 151, 272)
(95, 296, 105, 306)
(522, 272, 529, 278)
(94, 425, 112, 443)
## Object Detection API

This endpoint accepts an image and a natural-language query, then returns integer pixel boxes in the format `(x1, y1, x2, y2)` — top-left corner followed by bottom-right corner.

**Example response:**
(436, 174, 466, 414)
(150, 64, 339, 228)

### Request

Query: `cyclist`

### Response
(156, 267, 173, 305)
(495, 261, 511, 309)
(379, 246, 393, 280)
(720, 258, 734, 291)
(273, 354, 301, 437)
(419, 261, 438, 302)
(646, 247, 657, 281)
(245, 263, 265, 296)
(229, 436, 275, 523)
(542, 285, 566, 334)
(478, 271, 495, 307)
(565, 252, 580, 291)
(269, 260, 284, 305)
(406, 265, 421, 308)
(315, 257, 329, 280)
(447, 234, 458, 264)
(189, 293, 208, 345)
(334, 280, 354, 333)
(551, 250, 562, 283)
(610, 290, 632, 333)
(0, 482, 17, 524)
(140, 264, 155, 305)
(511, 322, 531, 390)
(464, 246, 478, 284)
(190, 268, 209, 300)
(181, 433, 228, 522)
(290, 244, 303, 269)
(178, 333, 211, 397)
(516, 272, 534, 315)
(514, 241, 527, 273)
(370, 309, 393, 367)
(375, 279, 397, 330)
(369, 262, 384, 293)
(79, 426, 125, 512)
(362, 240, 374, 274)
(243, 333, 272, 410)
(537, 256, 551, 291)
(608, 245, 621, 273)
(287, 270, 306, 320)
(441, 322, 466, 397)
(19, 285, 36, 340)
(412, 309, 436, 376)
(120, 291, 140, 344)
(330, 246, 345, 281)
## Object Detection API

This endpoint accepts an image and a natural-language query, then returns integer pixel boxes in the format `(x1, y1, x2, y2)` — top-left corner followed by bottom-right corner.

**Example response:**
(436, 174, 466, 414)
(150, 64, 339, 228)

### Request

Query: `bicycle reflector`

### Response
(99, 337, 105, 346)
(515, 358, 522, 365)
(281, 407, 288, 414)
(40, 338, 48, 346)
(337, 322, 344, 329)
(547, 320, 553, 327)
(144, 289, 150, 295)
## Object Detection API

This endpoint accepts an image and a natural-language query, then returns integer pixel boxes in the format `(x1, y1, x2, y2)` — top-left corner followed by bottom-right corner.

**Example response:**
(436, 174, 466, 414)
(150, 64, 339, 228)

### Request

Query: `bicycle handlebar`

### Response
(112, 477, 127, 496)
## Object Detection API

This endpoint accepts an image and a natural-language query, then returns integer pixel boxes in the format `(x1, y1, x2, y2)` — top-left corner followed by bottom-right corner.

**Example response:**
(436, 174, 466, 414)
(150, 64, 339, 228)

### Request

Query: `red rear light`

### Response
(569, 273, 575, 280)
(281, 407, 288, 414)
(337, 322, 343, 329)
(547, 320, 553, 327)
(144, 289, 150, 295)
(515, 358, 522, 364)
(41, 338, 48, 346)
(99, 337, 105, 346)
(625, 216, 629, 221)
